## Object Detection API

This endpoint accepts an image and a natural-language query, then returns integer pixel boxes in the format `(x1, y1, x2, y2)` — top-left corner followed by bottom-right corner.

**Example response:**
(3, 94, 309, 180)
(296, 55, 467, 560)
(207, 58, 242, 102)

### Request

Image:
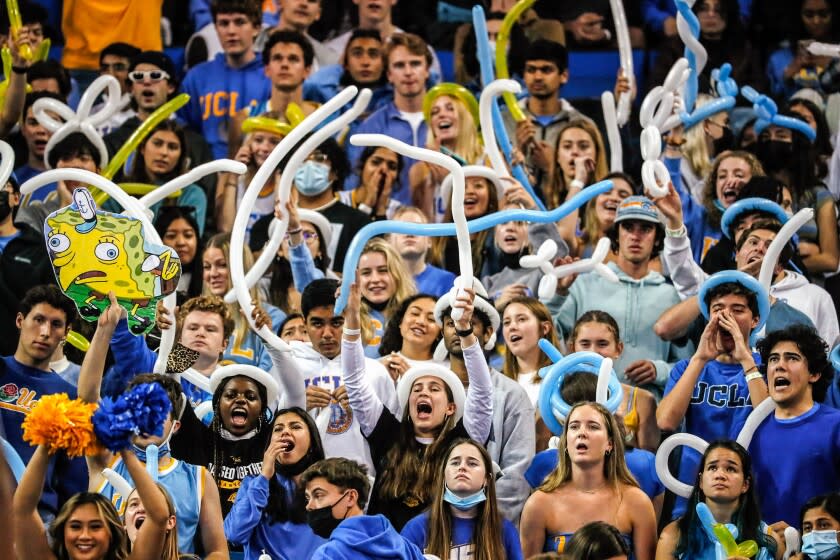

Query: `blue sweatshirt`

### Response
(664, 157, 721, 262)
(224, 473, 325, 560)
(745, 403, 840, 527)
(315, 514, 426, 560)
(179, 53, 271, 159)
(0, 356, 89, 522)
(415, 264, 456, 298)
(401, 511, 524, 559)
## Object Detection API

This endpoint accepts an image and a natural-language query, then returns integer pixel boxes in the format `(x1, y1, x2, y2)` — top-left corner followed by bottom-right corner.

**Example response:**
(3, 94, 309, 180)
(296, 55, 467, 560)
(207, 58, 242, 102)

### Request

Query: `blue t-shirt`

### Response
(663, 356, 758, 518)
(14, 164, 54, 202)
(524, 447, 665, 500)
(0, 231, 21, 252)
(415, 264, 456, 297)
(745, 404, 840, 527)
(0, 356, 88, 521)
(401, 511, 524, 560)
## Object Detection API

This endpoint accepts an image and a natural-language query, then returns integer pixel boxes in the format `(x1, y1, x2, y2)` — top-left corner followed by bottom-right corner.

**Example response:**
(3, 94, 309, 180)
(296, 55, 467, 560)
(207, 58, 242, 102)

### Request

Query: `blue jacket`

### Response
(224, 473, 325, 560)
(313, 514, 426, 560)
(664, 156, 721, 263)
(345, 102, 427, 206)
(179, 53, 271, 159)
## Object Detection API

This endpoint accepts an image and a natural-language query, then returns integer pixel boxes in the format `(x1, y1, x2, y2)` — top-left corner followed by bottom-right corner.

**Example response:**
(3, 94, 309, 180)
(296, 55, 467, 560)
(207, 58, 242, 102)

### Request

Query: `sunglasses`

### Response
(129, 70, 170, 83)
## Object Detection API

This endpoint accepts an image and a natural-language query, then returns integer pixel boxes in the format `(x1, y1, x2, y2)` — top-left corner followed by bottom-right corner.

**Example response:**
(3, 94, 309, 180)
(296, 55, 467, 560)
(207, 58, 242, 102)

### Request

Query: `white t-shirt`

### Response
(517, 371, 542, 406)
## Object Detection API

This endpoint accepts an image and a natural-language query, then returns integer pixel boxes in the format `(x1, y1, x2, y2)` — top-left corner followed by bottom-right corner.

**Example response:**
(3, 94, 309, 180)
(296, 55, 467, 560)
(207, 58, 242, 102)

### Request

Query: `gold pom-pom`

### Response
(22, 394, 101, 457)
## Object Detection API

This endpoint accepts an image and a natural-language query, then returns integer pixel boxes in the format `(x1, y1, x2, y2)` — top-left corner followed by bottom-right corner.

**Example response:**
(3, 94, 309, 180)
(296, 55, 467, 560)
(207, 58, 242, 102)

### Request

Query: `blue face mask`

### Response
(443, 485, 486, 511)
(802, 530, 840, 559)
(294, 161, 331, 196)
(131, 441, 170, 463)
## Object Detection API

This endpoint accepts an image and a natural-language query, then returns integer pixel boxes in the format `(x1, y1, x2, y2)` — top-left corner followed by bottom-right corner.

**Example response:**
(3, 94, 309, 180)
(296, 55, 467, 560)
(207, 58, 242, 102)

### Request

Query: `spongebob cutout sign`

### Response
(45, 188, 181, 335)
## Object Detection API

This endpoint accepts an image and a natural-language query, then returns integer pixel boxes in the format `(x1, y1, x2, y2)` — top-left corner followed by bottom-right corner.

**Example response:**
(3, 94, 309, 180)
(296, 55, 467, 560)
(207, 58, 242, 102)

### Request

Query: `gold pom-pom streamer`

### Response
(22, 394, 101, 458)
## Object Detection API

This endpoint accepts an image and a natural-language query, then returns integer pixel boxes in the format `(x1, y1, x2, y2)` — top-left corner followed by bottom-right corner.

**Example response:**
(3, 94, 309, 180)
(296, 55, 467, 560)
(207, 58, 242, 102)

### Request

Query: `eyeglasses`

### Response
(306, 152, 329, 164)
(803, 9, 831, 19)
(286, 231, 318, 241)
(101, 62, 129, 72)
(129, 70, 170, 83)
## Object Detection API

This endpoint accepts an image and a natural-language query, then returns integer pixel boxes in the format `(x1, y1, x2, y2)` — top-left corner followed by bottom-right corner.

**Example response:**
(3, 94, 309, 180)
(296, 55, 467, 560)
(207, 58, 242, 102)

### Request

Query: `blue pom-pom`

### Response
(92, 383, 172, 452)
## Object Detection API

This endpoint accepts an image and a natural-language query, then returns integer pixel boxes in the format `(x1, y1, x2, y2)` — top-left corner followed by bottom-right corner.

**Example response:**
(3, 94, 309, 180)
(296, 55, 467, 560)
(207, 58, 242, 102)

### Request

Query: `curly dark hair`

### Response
(378, 293, 440, 356)
(703, 282, 759, 319)
(757, 324, 832, 402)
(606, 221, 665, 259)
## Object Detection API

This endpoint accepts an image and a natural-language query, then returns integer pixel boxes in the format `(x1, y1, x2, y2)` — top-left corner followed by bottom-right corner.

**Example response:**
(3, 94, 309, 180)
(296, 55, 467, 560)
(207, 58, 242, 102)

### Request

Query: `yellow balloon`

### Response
(495, 0, 537, 122)
(120, 183, 182, 198)
(0, 47, 31, 109)
(285, 102, 306, 126)
(423, 83, 481, 128)
(34, 38, 50, 62)
(6, 0, 33, 60)
(102, 93, 190, 181)
(242, 116, 292, 138)
(66, 330, 90, 353)
(713, 524, 758, 558)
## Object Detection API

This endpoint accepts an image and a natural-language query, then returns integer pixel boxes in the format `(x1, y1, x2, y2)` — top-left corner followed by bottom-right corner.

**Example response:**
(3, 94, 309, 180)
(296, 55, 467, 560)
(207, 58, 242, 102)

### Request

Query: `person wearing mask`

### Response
(302, 457, 427, 559)
(792, 493, 840, 560)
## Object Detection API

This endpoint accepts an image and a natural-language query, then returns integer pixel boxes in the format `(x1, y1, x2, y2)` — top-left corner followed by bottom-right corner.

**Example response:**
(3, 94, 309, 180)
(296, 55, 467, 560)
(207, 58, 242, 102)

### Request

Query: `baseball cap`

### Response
(613, 196, 661, 226)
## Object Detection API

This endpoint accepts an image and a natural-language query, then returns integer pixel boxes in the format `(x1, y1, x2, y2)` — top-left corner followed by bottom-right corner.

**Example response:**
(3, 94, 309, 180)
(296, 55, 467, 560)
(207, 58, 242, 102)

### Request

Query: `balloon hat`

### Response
(536, 341, 624, 436)
(720, 198, 789, 240)
(423, 83, 480, 128)
(741, 85, 817, 142)
(697, 270, 770, 344)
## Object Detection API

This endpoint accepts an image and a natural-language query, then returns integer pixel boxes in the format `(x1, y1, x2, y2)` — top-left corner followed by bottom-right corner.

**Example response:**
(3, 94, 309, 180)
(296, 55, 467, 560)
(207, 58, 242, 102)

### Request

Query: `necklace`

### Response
(575, 484, 606, 494)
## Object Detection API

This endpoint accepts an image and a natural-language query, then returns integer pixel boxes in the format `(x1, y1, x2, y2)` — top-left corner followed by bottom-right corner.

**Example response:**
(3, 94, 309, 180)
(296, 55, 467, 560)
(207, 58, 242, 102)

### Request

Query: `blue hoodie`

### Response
(312, 514, 426, 560)
(179, 52, 271, 159)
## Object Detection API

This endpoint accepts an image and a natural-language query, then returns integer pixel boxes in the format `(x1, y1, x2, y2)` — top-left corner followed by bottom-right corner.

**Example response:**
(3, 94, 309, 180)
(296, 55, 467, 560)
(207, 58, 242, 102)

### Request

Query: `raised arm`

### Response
(0, 443, 14, 560)
(341, 279, 384, 436)
(284, 199, 325, 292)
(453, 288, 493, 444)
(122, 449, 168, 560)
(79, 294, 124, 486)
(197, 469, 229, 560)
(12, 445, 56, 560)
(0, 36, 28, 137)
(263, 341, 305, 410)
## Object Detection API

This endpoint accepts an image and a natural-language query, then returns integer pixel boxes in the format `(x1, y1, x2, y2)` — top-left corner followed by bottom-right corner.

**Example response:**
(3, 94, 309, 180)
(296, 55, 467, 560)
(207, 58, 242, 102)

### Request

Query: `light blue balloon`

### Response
(334, 179, 613, 314)
(681, 64, 737, 130)
(537, 349, 624, 436)
(697, 270, 771, 344)
(145, 444, 159, 482)
(741, 85, 817, 142)
(472, 5, 546, 211)
(1, 437, 25, 482)
(675, 0, 701, 112)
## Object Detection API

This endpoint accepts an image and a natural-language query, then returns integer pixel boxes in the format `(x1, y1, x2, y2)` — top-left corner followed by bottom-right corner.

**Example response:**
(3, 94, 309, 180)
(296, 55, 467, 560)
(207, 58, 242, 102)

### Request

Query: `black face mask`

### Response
(755, 139, 795, 172)
(712, 126, 734, 154)
(0, 190, 12, 222)
(306, 491, 348, 538)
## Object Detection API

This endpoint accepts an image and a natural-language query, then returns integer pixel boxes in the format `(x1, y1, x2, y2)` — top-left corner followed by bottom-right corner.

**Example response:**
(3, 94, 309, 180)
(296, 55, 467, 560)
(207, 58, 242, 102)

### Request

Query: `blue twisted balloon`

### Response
(675, 0, 703, 112)
(334, 179, 613, 314)
(741, 85, 817, 142)
(1, 437, 25, 482)
(472, 5, 546, 211)
(680, 63, 737, 130)
(831, 344, 840, 372)
(536, 345, 624, 436)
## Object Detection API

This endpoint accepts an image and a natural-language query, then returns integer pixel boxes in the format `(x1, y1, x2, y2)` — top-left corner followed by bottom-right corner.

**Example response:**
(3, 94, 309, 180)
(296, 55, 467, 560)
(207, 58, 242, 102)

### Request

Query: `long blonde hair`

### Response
(550, 119, 609, 209)
(539, 402, 638, 493)
(682, 94, 715, 181)
(359, 238, 417, 342)
(500, 296, 559, 380)
(203, 233, 264, 351)
(425, 95, 484, 164)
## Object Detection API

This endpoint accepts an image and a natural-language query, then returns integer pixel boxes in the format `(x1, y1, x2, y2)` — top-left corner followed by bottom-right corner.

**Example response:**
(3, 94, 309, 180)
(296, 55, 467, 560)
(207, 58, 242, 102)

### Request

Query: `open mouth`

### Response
(436, 120, 453, 131)
(140, 89, 155, 100)
(75, 270, 107, 283)
(230, 407, 249, 426)
(509, 334, 523, 343)
(416, 401, 433, 419)
(575, 441, 589, 452)
(280, 437, 295, 452)
(134, 515, 145, 530)
(721, 187, 739, 205)
(774, 377, 791, 389)
(410, 326, 426, 337)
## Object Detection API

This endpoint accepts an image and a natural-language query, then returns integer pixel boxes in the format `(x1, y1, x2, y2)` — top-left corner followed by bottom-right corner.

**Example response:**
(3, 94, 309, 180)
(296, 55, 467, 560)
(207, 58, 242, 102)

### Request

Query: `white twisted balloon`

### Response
(479, 79, 521, 178)
(758, 208, 813, 292)
(33, 75, 123, 169)
(808, 41, 840, 57)
(140, 160, 247, 208)
(20, 169, 177, 374)
(0, 140, 14, 189)
(350, 133, 470, 320)
(439, 165, 503, 201)
(102, 468, 133, 502)
(638, 58, 690, 198)
(520, 237, 619, 301)
(595, 357, 613, 404)
(609, 0, 634, 126)
(601, 91, 623, 172)
(225, 88, 372, 303)
(227, 87, 364, 351)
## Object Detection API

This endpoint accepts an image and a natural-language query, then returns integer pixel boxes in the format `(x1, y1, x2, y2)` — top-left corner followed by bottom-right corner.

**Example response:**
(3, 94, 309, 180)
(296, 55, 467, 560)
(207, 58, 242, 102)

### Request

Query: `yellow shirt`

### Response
(62, 0, 164, 70)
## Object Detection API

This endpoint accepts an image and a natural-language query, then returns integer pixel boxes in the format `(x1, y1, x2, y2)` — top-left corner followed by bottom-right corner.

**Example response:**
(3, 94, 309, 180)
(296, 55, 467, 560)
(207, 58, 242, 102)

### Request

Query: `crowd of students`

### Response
(5, 0, 840, 559)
